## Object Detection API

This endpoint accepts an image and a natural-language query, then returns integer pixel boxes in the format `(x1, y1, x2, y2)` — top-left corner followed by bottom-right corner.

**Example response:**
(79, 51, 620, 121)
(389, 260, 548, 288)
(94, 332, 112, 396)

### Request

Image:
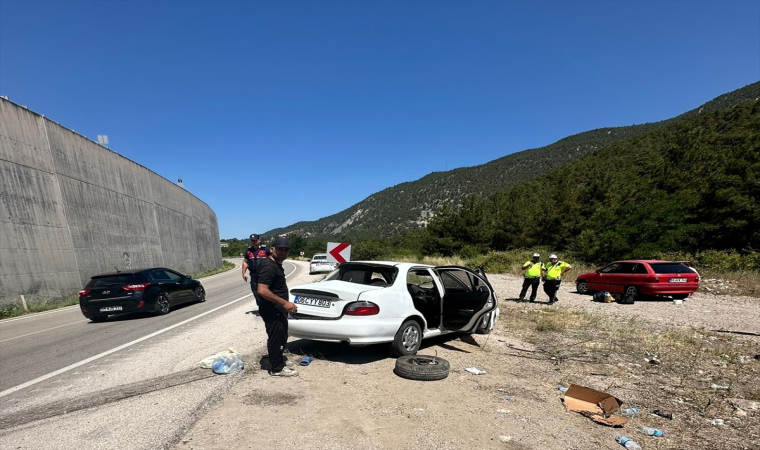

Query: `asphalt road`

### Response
(0, 258, 312, 450)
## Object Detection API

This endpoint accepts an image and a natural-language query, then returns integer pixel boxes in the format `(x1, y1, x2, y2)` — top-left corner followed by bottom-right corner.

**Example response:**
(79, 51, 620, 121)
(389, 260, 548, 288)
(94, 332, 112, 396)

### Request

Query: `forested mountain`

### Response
(424, 100, 760, 262)
(264, 82, 760, 240)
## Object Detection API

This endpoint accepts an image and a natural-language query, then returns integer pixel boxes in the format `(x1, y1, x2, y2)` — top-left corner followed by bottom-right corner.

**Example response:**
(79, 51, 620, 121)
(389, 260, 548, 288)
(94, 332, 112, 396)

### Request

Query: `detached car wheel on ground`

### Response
(394, 355, 450, 381)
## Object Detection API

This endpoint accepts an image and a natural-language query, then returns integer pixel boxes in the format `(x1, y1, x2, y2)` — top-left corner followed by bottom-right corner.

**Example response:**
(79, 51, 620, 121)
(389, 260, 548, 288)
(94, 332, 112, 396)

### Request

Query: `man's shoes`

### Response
(548, 299, 557, 305)
(284, 359, 295, 369)
(529, 298, 536, 303)
(517, 298, 525, 303)
(269, 367, 299, 377)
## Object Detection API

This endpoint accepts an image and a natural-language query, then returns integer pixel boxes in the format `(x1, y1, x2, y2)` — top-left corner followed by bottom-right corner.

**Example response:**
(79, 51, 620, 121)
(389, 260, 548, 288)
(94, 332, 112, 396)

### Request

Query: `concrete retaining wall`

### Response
(0, 98, 222, 308)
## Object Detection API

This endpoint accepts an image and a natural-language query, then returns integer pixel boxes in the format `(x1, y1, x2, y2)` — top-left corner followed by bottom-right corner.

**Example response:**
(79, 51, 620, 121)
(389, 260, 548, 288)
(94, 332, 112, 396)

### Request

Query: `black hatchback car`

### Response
(78, 268, 206, 321)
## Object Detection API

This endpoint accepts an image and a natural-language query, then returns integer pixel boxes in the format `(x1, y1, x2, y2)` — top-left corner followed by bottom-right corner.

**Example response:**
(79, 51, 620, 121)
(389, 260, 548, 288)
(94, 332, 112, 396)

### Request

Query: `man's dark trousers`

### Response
(519, 277, 540, 301)
(259, 304, 288, 372)
(543, 279, 562, 303)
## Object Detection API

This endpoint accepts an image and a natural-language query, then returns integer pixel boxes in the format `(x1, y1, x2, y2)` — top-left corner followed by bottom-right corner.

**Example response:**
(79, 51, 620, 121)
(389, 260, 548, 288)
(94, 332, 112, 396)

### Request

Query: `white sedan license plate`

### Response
(669, 278, 688, 283)
(100, 306, 123, 312)
(294, 296, 331, 308)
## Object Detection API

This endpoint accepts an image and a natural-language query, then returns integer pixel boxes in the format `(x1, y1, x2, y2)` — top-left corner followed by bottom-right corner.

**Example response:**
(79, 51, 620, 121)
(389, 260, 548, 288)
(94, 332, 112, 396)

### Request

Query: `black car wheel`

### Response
(476, 313, 493, 335)
(154, 293, 171, 315)
(394, 355, 450, 381)
(624, 285, 639, 297)
(195, 285, 206, 303)
(390, 320, 422, 357)
(576, 281, 590, 294)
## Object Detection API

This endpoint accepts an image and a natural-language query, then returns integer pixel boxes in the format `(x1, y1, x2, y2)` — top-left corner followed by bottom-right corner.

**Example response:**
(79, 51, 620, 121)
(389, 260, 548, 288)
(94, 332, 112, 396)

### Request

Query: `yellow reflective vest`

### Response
(523, 261, 542, 277)
(544, 261, 571, 280)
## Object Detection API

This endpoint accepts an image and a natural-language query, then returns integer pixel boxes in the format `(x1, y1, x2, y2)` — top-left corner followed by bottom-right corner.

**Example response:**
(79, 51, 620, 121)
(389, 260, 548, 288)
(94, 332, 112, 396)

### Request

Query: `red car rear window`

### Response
(648, 263, 696, 275)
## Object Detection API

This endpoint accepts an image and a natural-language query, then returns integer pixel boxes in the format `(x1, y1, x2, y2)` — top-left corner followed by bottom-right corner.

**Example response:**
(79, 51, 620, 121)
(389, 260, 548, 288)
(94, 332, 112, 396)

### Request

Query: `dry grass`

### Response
(494, 302, 760, 449)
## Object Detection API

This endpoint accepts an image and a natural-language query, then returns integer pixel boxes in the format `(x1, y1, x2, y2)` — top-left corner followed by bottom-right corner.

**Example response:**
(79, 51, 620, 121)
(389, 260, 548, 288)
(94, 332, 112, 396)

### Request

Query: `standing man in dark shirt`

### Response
(242, 234, 268, 306)
(257, 237, 299, 377)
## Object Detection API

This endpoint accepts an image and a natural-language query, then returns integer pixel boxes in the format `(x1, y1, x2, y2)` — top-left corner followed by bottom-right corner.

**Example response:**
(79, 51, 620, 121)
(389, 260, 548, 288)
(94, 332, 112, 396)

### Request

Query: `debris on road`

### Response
(465, 367, 486, 375)
(563, 384, 628, 427)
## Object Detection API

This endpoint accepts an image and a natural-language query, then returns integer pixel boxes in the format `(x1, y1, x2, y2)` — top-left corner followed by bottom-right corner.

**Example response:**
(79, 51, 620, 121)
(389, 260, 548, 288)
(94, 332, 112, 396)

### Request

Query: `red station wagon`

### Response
(575, 260, 700, 299)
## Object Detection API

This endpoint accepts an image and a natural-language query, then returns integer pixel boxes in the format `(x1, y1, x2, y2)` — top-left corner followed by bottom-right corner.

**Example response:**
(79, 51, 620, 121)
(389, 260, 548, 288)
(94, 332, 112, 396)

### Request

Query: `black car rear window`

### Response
(86, 274, 144, 288)
(649, 263, 694, 274)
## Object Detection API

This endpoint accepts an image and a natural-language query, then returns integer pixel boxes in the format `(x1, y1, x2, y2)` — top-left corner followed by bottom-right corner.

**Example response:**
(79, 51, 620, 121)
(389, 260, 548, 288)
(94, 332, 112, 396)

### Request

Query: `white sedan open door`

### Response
(433, 267, 497, 332)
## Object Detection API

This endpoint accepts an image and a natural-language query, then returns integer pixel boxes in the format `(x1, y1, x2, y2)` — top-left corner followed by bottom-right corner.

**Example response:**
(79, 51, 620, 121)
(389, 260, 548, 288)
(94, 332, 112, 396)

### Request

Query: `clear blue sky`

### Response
(2, 0, 758, 239)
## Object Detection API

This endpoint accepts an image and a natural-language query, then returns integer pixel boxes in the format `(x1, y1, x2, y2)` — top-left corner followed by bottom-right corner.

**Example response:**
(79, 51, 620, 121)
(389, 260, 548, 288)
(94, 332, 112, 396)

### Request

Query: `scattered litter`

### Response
(619, 407, 639, 417)
(673, 299, 683, 305)
(563, 384, 628, 427)
(653, 409, 675, 420)
(497, 409, 511, 414)
(299, 356, 314, 366)
(616, 436, 642, 450)
(711, 383, 730, 390)
(711, 419, 725, 426)
(465, 367, 486, 375)
(592, 291, 615, 303)
(212, 353, 244, 374)
(200, 348, 238, 369)
(738, 355, 751, 364)
(728, 398, 759, 411)
(640, 427, 665, 437)
(498, 435, 512, 443)
(557, 385, 569, 393)
(505, 397, 512, 401)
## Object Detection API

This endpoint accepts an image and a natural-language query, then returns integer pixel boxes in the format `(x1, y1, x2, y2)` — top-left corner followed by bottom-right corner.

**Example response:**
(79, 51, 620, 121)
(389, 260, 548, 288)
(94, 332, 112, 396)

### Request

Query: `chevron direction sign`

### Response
(327, 242, 351, 264)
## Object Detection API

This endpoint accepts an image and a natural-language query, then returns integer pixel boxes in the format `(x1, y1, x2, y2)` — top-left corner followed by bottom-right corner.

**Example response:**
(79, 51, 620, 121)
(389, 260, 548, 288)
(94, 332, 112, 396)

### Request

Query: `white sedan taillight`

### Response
(345, 301, 380, 316)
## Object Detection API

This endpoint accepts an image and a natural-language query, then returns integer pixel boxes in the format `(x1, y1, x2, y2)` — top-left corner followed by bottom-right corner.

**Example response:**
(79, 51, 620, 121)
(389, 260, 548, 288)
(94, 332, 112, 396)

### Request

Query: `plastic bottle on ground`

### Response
(619, 407, 640, 417)
(640, 426, 665, 437)
(616, 436, 642, 450)
(711, 419, 725, 426)
(212, 353, 244, 374)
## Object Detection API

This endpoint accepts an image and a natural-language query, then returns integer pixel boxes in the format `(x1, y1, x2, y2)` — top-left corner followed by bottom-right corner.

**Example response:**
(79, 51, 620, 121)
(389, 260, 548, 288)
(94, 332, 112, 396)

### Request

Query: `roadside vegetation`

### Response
(0, 260, 236, 320)
(490, 302, 760, 449)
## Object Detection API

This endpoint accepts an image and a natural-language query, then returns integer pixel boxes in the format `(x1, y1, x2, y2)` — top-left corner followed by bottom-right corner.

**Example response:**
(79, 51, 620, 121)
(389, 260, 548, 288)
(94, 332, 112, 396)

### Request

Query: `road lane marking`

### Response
(0, 321, 88, 343)
(0, 293, 253, 398)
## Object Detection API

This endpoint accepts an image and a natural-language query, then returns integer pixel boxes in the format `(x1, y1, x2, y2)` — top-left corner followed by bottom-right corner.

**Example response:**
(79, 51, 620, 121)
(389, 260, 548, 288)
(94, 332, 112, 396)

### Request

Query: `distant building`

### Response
(220, 242, 229, 248)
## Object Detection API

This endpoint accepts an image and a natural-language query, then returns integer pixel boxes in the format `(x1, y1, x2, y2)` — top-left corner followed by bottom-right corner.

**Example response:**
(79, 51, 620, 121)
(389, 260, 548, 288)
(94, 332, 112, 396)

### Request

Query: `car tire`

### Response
(624, 285, 639, 298)
(154, 293, 171, 315)
(576, 281, 591, 294)
(390, 320, 422, 357)
(90, 316, 108, 322)
(195, 285, 206, 303)
(394, 355, 450, 381)
(672, 294, 688, 300)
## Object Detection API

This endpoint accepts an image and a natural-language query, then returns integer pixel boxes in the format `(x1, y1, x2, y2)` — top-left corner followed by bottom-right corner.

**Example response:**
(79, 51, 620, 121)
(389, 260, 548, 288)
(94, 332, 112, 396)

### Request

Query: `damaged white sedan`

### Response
(287, 261, 499, 356)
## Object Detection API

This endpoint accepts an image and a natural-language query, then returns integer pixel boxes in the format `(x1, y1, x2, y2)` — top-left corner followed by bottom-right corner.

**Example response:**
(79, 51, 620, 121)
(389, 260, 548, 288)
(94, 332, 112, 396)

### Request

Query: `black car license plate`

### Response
(294, 296, 331, 308)
(100, 306, 123, 312)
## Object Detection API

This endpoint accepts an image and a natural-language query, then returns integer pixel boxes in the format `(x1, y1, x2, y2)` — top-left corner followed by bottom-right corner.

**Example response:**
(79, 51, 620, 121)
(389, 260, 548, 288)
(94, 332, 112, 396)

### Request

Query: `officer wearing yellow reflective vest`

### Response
(542, 254, 572, 304)
(518, 253, 543, 303)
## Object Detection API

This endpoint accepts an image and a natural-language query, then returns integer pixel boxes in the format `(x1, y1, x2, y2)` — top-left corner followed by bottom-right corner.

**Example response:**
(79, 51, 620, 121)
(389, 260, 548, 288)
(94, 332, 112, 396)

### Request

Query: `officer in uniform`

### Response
(518, 253, 543, 302)
(242, 234, 268, 306)
(542, 254, 572, 304)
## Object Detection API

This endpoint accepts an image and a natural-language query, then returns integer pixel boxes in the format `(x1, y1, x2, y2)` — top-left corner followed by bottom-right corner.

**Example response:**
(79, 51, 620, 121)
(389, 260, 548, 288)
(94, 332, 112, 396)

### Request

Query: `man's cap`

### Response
(272, 237, 291, 249)
(533, 253, 540, 258)
(549, 254, 558, 259)
(250, 234, 261, 241)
